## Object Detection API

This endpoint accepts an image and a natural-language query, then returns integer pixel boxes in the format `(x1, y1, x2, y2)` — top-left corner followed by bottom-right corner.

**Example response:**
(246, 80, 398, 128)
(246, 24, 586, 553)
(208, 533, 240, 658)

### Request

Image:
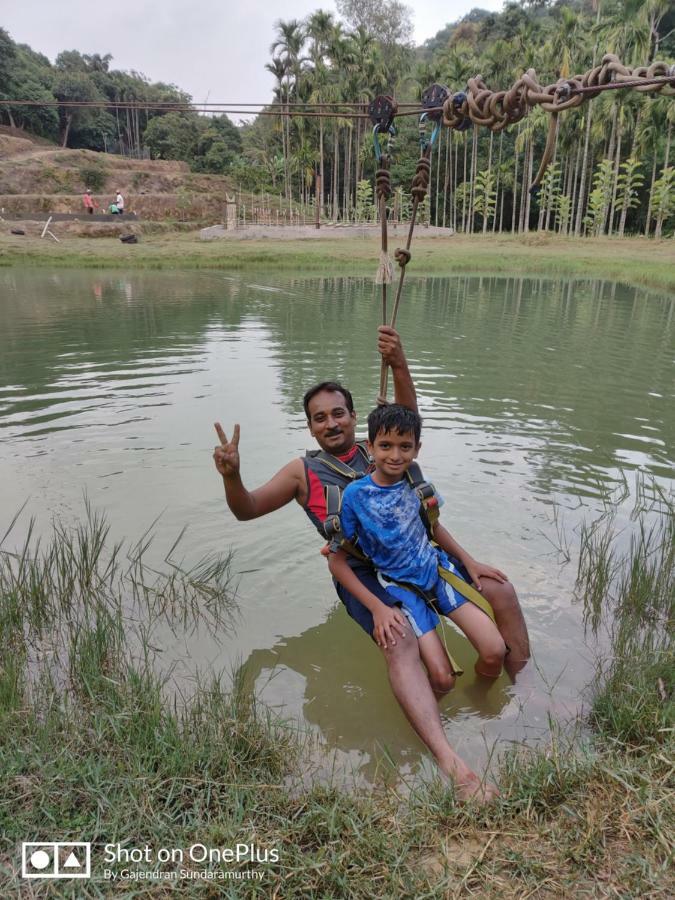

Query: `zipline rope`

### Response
(1, 56, 672, 123)
(373, 53, 674, 402)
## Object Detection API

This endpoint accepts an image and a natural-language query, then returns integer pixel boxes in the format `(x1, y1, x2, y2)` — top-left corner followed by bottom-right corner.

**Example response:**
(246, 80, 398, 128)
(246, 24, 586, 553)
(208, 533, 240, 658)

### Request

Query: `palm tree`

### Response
(306, 11, 335, 213)
(271, 19, 306, 199)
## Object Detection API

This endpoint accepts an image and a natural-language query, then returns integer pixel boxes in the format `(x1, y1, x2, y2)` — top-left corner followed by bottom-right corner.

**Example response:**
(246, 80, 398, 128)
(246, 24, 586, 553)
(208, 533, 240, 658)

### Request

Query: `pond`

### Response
(1, 268, 673, 786)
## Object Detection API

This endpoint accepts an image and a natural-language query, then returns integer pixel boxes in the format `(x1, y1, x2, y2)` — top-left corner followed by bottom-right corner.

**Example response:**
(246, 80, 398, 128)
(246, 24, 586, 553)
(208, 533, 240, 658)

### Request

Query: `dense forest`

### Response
(1, 0, 673, 235)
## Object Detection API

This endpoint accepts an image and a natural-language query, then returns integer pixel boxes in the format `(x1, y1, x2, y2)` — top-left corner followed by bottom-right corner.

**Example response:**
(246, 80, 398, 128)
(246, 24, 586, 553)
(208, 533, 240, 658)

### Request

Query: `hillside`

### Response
(0, 128, 233, 223)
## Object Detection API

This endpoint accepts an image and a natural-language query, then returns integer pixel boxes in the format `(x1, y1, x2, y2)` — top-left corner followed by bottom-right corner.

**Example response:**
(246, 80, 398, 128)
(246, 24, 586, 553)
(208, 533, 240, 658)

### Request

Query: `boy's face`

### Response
(367, 428, 419, 484)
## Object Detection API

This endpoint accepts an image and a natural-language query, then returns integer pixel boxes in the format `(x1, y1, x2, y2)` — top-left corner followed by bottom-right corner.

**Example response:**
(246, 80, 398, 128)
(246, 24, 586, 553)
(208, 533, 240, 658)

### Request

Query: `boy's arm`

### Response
(378, 326, 418, 412)
(433, 523, 508, 592)
(328, 548, 407, 649)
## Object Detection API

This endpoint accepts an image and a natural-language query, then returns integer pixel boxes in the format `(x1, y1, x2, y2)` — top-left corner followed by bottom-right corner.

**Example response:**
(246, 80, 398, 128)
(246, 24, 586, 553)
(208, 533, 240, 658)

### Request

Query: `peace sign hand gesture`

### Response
(213, 422, 241, 479)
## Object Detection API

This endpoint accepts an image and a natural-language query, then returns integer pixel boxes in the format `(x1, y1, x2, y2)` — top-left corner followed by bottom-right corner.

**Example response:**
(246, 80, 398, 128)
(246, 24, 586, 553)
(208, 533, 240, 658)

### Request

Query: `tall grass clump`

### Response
(576, 479, 674, 745)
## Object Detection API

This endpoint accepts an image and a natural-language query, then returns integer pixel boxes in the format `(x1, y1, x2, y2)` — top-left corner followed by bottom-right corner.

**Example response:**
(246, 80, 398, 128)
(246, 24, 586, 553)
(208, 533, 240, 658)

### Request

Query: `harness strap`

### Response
(406, 462, 440, 535)
(317, 442, 371, 545)
(438, 568, 497, 624)
(309, 442, 370, 481)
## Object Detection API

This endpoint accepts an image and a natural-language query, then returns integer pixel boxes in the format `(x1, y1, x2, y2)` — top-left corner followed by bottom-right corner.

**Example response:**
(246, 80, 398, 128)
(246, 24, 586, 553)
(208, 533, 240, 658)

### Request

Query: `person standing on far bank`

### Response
(115, 190, 124, 215)
(83, 189, 97, 215)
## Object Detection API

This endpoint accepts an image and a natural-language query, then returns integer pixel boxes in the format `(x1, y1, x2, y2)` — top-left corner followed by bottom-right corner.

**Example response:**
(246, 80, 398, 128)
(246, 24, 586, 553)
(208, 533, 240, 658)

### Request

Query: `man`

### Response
(115, 190, 125, 215)
(213, 327, 529, 796)
(83, 189, 96, 215)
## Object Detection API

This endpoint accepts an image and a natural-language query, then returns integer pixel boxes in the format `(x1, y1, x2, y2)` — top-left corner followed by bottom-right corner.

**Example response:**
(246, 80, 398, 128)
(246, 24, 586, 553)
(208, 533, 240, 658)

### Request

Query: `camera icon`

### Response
(21, 842, 91, 879)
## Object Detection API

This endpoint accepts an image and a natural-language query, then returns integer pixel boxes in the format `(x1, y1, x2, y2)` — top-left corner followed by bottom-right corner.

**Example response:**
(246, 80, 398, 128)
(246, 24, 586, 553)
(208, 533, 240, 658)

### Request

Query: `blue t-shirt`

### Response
(339, 474, 452, 590)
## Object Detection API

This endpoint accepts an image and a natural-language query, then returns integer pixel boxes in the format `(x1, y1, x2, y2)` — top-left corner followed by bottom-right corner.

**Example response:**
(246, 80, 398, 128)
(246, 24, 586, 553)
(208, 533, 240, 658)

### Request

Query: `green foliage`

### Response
(473, 168, 497, 230)
(78, 164, 108, 192)
(144, 112, 199, 161)
(616, 157, 644, 213)
(651, 166, 674, 236)
(539, 161, 561, 216)
(583, 159, 614, 237)
(355, 179, 374, 222)
(554, 193, 572, 233)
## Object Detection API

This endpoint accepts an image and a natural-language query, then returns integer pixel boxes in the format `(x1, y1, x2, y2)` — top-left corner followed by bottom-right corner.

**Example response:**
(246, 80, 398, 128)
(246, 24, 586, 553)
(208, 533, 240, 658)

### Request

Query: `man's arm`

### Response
(213, 422, 303, 520)
(378, 326, 418, 412)
(433, 523, 508, 592)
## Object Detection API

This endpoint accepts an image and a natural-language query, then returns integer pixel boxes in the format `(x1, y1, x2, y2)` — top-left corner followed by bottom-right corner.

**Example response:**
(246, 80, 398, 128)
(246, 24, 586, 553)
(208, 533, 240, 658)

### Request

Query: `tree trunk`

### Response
(468, 127, 478, 233)
(461, 132, 468, 233)
(61, 113, 73, 148)
(644, 153, 657, 236)
(435, 133, 442, 227)
(319, 117, 324, 215)
(492, 132, 503, 233)
(453, 134, 459, 231)
(524, 139, 534, 233)
(574, 105, 593, 236)
(443, 128, 450, 229)
(512, 139, 519, 234)
(664, 120, 672, 170)
(332, 128, 339, 222)
(607, 114, 623, 235)
(569, 136, 581, 235)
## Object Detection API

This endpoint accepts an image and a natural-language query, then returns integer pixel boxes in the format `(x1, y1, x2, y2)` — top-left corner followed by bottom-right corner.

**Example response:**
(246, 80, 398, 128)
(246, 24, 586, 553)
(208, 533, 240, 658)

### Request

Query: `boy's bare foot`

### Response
(455, 775, 500, 804)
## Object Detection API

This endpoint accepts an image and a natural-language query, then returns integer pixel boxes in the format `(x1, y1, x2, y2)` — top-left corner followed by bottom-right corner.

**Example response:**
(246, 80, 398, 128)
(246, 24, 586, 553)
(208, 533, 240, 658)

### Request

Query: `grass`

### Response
(1, 230, 674, 293)
(0, 495, 673, 897)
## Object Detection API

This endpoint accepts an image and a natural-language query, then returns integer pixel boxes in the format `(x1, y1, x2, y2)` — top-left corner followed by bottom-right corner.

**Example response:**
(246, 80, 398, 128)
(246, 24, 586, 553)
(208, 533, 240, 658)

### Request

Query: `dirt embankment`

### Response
(0, 128, 232, 222)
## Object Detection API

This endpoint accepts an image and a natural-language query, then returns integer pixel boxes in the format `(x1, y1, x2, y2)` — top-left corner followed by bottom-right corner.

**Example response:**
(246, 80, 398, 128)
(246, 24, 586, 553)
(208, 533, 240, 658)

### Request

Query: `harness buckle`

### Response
(323, 514, 342, 539)
(415, 482, 436, 501)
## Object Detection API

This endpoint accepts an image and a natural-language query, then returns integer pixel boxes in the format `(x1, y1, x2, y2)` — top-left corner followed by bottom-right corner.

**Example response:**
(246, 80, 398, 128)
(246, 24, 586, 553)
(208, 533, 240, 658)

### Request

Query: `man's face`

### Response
(306, 390, 357, 454)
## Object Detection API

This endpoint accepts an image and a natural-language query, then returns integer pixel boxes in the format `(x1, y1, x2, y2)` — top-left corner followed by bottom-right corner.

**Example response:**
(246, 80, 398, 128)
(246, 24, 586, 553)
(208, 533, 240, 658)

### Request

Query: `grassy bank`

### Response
(0, 497, 673, 897)
(1, 230, 674, 293)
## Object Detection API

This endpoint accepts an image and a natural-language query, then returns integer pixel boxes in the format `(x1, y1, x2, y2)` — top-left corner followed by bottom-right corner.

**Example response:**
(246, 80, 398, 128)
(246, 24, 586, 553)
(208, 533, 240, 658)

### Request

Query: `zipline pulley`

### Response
(369, 95, 398, 161)
(419, 84, 450, 151)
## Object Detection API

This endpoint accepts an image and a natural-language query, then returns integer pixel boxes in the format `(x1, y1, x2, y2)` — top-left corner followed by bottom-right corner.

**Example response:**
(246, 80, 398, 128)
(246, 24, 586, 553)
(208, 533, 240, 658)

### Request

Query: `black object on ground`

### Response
(120, 234, 138, 244)
(10, 228, 26, 235)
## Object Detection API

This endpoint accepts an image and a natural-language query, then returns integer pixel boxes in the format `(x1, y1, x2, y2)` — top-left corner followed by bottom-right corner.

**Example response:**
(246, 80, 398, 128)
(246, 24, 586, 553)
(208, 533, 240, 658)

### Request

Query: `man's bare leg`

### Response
(381, 629, 498, 800)
(479, 577, 530, 679)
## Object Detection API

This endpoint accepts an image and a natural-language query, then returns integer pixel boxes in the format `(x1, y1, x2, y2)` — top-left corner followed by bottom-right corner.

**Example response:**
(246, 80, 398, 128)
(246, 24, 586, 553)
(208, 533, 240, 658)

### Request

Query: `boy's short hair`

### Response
(303, 381, 354, 420)
(367, 404, 421, 443)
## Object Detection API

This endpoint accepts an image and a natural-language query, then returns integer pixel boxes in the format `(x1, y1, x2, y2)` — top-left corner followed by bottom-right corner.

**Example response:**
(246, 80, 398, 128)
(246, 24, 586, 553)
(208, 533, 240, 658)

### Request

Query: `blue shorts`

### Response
(334, 558, 470, 640)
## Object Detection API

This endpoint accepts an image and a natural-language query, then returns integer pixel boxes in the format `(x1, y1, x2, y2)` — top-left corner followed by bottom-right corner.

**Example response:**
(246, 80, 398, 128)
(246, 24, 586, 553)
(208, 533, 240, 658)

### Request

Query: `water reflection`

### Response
(1, 270, 671, 498)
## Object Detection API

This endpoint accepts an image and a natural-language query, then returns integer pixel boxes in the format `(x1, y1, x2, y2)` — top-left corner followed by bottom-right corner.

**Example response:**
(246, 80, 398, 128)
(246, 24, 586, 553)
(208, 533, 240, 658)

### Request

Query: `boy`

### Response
(328, 404, 507, 795)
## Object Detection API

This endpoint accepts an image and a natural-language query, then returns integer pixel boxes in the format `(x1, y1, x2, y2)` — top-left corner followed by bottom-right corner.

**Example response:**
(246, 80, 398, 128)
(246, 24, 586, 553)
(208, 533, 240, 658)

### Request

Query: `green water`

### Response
(1, 269, 673, 785)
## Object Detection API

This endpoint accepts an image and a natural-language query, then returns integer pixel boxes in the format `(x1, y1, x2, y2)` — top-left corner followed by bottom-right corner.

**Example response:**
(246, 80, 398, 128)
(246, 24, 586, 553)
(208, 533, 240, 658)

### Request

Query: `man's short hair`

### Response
(303, 381, 354, 420)
(368, 404, 421, 443)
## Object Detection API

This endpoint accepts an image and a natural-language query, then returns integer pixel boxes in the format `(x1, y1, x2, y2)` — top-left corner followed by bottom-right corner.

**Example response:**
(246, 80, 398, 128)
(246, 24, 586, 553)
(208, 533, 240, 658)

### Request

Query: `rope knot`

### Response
(375, 166, 392, 201)
(394, 248, 411, 268)
(411, 156, 431, 202)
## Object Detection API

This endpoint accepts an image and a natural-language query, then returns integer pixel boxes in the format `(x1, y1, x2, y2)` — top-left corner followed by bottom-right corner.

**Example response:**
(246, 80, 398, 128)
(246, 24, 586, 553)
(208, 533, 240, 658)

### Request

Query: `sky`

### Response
(2, 1, 505, 121)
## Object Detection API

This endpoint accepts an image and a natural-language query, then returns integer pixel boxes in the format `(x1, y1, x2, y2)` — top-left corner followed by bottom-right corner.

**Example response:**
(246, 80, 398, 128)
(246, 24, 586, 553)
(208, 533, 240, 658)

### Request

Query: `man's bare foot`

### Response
(455, 775, 500, 804)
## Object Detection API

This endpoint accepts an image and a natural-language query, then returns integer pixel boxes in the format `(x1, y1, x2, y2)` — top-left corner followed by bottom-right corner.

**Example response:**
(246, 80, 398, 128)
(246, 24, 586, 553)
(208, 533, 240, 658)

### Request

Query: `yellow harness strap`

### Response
(438, 567, 497, 624)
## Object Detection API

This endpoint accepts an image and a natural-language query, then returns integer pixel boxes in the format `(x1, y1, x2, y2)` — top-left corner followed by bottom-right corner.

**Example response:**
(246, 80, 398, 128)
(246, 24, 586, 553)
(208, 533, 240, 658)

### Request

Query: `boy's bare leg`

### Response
(417, 630, 457, 697)
(448, 603, 506, 677)
(381, 630, 498, 800)
(478, 577, 530, 679)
